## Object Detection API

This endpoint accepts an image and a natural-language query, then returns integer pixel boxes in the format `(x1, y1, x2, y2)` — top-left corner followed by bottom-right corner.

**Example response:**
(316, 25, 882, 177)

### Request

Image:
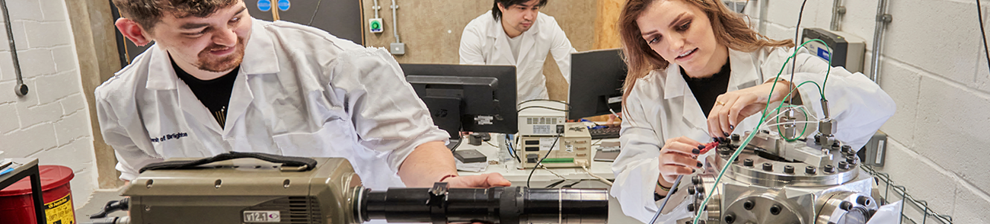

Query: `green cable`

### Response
(774, 81, 821, 141)
(691, 39, 832, 223)
(797, 39, 832, 97)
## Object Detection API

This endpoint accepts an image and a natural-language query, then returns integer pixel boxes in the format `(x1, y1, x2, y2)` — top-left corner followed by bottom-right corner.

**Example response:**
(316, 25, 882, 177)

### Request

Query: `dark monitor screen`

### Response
(400, 64, 518, 139)
(568, 49, 627, 120)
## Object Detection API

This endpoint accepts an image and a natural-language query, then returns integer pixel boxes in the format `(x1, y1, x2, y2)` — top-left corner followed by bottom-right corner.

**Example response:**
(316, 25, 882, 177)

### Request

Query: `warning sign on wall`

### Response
(45, 193, 75, 224)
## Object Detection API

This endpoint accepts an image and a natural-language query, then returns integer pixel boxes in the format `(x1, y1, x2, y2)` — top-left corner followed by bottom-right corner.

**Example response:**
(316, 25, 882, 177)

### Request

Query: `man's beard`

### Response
(196, 37, 246, 72)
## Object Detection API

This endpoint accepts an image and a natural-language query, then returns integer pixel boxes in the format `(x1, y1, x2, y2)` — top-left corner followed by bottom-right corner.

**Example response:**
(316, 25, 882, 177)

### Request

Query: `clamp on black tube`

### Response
(427, 182, 449, 224)
(499, 187, 522, 224)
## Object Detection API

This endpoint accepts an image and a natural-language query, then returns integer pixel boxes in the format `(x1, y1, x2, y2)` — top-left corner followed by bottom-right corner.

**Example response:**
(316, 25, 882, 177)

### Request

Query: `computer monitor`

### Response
(567, 48, 627, 120)
(400, 64, 519, 143)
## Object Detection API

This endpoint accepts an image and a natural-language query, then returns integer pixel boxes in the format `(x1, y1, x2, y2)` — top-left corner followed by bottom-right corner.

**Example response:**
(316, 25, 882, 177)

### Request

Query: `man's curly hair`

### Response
(112, 0, 238, 31)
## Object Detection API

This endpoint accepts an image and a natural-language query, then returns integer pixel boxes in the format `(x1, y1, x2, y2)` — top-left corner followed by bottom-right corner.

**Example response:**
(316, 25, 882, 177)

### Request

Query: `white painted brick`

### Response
(770, 0, 833, 33)
(912, 76, 990, 190)
(874, 140, 957, 215)
(36, 71, 80, 105)
(39, 0, 67, 22)
(34, 136, 92, 171)
(0, 25, 9, 52)
(23, 21, 72, 48)
(879, 0, 980, 84)
(15, 96, 61, 128)
(765, 0, 804, 28)
(974, 4, 990, 93)
(5, 0, 44, 22)
(0, 103, 18, 134)
(811, 0, 834, 29)
(17, 48, 56, 78)
(65, 168, 96, 208)
(876, 59, 920, 147)
(9, 21, 29, 51)
(977, 48, 990, 93)
(54, 110, 88, 146)
(0, 53, 15, 82)
(0, 123, 56, 156)
(837, 0, 878, 49)
(764, 23, 794, 43)
(952, 183, 990, 223)
(60, 93, 86, 115)
(0, 79, 19, 104)
(52, 45, 76, 73)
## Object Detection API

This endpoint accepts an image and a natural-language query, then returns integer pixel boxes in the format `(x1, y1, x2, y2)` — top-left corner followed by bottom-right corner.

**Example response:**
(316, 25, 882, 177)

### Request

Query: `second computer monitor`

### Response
(568, 49, 627, 120)
(400, 64, 519, 138)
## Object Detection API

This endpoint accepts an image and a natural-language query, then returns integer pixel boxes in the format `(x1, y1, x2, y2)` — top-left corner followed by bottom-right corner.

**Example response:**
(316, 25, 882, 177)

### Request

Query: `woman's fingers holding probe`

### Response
(658, 136, 703, 182)
(660, 136, 703, 155)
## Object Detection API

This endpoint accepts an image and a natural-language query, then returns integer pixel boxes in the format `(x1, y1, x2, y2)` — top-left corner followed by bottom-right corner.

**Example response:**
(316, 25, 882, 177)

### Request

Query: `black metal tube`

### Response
(361, 186, 608, 224)
(0, 0, 27, 96)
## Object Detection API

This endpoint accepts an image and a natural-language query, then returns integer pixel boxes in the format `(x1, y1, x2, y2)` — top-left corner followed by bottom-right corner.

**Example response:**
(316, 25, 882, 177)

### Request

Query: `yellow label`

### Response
(44, 193, 74, 224)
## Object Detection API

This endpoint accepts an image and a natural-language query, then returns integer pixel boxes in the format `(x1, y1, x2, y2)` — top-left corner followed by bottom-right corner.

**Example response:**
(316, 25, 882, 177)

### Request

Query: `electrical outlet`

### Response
(368, 18, 383, 33)
(390, 43, 405, 55)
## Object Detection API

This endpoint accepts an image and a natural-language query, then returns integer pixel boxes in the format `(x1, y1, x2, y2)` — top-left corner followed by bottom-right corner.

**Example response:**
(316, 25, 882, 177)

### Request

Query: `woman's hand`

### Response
(658, 136, 704, 184)
(707, 80, 793, 138)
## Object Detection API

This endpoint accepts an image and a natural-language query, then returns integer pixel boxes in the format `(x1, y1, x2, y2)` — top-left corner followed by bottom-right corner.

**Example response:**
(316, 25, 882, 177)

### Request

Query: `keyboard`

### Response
(589, 126, 620, 139)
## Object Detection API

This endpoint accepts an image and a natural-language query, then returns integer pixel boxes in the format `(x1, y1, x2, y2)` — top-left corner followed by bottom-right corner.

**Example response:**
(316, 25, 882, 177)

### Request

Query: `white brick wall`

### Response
(0, 0, 97, 208)
(749, 0, 990, 222)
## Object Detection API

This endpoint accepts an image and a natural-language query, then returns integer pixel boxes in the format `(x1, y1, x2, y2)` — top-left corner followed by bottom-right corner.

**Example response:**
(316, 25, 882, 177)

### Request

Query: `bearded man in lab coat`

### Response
(460, 0, 577, 103)
(97, 0, 509, 190)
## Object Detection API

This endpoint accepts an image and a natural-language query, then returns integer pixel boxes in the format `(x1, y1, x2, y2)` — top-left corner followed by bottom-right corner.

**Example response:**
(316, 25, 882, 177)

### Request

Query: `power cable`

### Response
(788, 0, 809, 105)
(526, 136, 559, 188)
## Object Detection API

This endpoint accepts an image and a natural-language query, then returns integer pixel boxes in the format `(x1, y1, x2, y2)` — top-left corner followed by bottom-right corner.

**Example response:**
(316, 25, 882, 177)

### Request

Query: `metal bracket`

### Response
(427, 182, 449, 224)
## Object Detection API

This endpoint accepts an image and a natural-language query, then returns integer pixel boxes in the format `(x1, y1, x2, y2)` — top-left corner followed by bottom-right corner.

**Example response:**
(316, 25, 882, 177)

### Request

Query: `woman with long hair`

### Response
(609, 0, 895, 222)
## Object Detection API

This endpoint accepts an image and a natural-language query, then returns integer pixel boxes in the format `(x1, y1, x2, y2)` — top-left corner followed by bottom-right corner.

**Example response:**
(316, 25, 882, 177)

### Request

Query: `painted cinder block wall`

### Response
(0, 0, 97, 207)
(746, 0, 990, 222)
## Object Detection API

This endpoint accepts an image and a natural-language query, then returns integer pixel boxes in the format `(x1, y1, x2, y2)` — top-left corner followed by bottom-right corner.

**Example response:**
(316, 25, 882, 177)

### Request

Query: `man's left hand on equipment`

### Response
(445, 173, 511, 188)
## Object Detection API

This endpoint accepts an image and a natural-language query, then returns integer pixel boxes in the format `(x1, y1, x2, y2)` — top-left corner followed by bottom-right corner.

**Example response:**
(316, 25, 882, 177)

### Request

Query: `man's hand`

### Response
(445, 173, 511, 188)
(605, 112, 623, 127)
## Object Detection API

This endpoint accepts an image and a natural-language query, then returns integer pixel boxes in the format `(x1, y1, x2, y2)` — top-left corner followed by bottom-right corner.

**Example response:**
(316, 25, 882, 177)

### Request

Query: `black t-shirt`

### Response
(171, 56, 240, 128)
(681, 60, 731, 117)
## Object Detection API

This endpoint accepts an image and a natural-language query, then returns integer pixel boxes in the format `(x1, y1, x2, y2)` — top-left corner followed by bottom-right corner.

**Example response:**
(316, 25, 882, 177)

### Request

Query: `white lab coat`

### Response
(95, 18, 449, 190)
(459, 10, 577, 103)
(611, 47, 895, 223)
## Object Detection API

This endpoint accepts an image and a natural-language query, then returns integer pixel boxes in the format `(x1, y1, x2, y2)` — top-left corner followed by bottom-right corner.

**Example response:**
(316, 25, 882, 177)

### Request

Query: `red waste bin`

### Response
(0, 165, 75, 224)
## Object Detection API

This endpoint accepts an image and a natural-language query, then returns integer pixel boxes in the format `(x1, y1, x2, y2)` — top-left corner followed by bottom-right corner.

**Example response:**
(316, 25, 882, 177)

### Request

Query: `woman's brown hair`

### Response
(618, 0, 793, 103)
